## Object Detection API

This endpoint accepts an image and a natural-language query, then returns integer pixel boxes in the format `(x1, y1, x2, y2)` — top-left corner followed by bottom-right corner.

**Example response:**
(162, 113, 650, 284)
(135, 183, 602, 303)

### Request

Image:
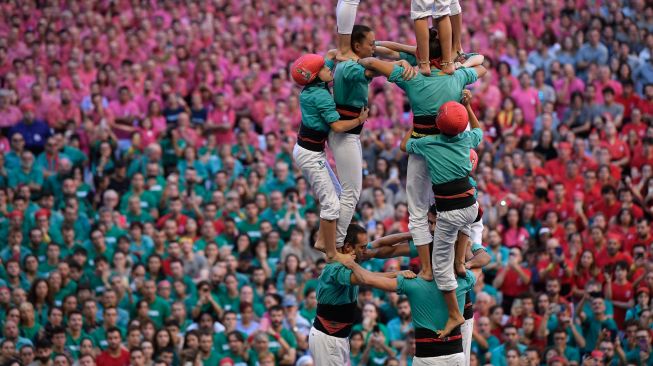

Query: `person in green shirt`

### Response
(65, 311, 89, 360)
(199, 331, 222, 365)
(139, 280, 171, 330)
(8, 151, 43, 191)
(267, 305, 297, 365)
(221, 331, 257, 366)
(290, 51, 368, 265)
(90, 307, 122, 350)
(330, 25, 415, 251)
(399, 90, 482, 337)
(357, 42, 485, 298)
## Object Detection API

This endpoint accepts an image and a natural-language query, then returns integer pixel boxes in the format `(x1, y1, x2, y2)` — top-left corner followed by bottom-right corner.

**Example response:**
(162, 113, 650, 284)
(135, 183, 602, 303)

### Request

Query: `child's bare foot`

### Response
(418, 269, 433, 281)
(418, 61, 431, 76)
(455, 261, 467, 278)
(437, 314, 465, 338)
(441, 61, 455, 75)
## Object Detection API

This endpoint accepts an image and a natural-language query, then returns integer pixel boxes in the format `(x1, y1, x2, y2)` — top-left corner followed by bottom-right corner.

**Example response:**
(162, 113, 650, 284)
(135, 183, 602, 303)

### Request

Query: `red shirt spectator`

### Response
(96, 328, 130, 366)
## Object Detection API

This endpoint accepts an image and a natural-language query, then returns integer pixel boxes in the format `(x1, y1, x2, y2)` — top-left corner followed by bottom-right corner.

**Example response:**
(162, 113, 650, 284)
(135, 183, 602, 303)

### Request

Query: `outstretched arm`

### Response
(460, 54, 485, 68)
(371, 232, 413, 248)
(357, 57, 400, 78)
(346, 261, 404, 292)
(376, 41, 417, 55)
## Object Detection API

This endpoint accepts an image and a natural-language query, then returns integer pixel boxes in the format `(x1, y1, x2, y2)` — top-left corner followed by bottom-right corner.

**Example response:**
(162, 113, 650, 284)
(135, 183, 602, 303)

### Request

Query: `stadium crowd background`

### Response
(0, 0, 653, 365)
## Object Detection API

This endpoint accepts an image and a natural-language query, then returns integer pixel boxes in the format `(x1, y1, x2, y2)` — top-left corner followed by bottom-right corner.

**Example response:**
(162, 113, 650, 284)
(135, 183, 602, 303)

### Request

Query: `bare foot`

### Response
(455, 261, 467, 278)
(418, 270, 433, 281)
(331, 251, 356, 266)
(437, 314, 465, 338)
(441, 62, 455, 75)
(418, 62, 431, 76)
(336, 50, 357, 62)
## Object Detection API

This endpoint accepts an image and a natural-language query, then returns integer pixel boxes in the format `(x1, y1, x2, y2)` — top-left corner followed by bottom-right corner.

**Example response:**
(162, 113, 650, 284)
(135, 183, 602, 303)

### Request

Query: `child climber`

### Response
(400, 90, 482, 338)
(290, 52, 369, 264)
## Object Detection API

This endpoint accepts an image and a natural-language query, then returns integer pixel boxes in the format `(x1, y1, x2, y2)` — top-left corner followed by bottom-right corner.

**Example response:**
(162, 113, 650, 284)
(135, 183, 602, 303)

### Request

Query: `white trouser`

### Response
(411, 0, 459, 19)
(432, 202, 479, 291)
(336, 0, 359, 34)
(328, 131, 362, 247)
(470, 218, 483, 246)
(308, 326, 349, 366)
(293, 144, 342, 221)
(461, 318, 473, 366)
(413, 352, 465, 366)
(406, 154, 433, 246)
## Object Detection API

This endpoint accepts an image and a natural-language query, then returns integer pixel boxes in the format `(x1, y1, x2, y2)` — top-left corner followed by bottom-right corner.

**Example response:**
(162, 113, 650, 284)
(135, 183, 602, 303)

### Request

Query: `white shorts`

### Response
(413, 352, 465, 366)
(470, 219, 483, 247)
(461, 318, 473, 365)
(411, 0, 458, 19)
(308, 326, 349, 366)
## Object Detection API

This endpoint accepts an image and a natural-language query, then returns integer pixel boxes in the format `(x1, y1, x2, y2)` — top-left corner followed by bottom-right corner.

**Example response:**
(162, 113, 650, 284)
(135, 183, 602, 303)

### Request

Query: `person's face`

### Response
(130, 351, 144, 366)
(317, 65, 333, 83)
(1, 341, 14, 356)
(397, 301, 411, 319)
(156, 330, 170, 346)
(592, 298, 606, 314)
(270, 310, 284, 327)
(506, 350, 520, 366)
(546, 280, 560, 296)
(504, 327, 519, 344)
(607, 239, 620, 255)
(20, 347, 34, 365)
(199, 336, 212, 352)
(599, 341, 615, 358)
(105, 309, 118, 326)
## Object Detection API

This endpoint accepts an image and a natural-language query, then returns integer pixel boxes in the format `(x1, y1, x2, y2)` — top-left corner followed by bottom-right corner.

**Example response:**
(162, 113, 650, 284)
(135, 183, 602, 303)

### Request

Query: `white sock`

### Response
(336, 0, 360, 34)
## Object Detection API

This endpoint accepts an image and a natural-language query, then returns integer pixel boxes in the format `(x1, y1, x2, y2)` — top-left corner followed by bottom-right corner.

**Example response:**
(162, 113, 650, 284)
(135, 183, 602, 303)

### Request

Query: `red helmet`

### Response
(436, 101, 468, 136)
(291, 54, 325, 85)
(470, 149, 478, 172)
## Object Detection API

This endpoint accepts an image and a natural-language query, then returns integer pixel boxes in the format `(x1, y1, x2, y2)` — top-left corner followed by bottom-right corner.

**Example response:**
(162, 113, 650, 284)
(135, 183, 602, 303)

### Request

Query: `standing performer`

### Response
(342, 243, 480, 366)
(329, 25, 415, 249)
(398, 91, 482, 337)
(290, 52, 369, 263)
(357, 41, 486, 284)
(309, 225, 413, 365)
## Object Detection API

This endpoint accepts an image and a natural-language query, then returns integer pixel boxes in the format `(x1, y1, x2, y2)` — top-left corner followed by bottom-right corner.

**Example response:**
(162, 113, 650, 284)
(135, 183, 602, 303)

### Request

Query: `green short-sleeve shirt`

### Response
(315, 263, 358, 305)
(405, 129, 483, 185)
(299, 83, 340, 133)
(388, 65, 478, 116)
(334, 60, 372, 108)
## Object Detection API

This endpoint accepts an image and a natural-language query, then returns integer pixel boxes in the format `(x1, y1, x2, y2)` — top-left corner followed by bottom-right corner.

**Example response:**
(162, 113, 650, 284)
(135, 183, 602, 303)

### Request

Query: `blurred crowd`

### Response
(0, 0, 653, 365)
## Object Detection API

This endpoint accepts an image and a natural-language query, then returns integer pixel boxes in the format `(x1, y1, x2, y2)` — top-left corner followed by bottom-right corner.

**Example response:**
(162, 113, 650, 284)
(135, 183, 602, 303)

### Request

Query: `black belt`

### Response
(432, 177, 476, 212)
(464, 292, 473, 320)
(414, 327, 463, 358)
(412, 115, 440, 137)
(335, 104, 364, 134)
(313, 302, 357, 338)
(297, 123, 329, 152)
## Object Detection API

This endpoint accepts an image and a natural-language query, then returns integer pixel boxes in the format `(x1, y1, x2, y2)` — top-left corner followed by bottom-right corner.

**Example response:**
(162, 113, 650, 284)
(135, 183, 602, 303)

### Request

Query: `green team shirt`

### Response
(405, 129, 483, 185)
(298, 59, 339, 133)
(396, 270, 476, 333)
(268, 328, 297, 355)
(146, 297, 171, 329)
(388, 66, 478, 116)
(316, 263, 358, 305)
(334, 60, 372, 108)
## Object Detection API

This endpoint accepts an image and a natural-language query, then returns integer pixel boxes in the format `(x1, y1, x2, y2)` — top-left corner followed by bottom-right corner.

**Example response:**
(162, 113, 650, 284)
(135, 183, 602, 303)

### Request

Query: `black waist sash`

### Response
(297, 123, 329, 152)
(335, 104, 364, 134)
(412, 115, 440, 137)
(414, 327, 463, 358)
(432, 177, 476, 211)
(313, 302, 357, 338)
(464, 292, 473, 320)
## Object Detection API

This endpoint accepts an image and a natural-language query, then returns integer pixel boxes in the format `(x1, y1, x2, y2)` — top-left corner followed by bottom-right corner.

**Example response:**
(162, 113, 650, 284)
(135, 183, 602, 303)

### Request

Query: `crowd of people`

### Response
(0, 0, 652, 365)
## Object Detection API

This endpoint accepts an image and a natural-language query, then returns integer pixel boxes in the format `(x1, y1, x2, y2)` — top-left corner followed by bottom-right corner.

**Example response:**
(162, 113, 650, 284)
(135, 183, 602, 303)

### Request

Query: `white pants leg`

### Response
(413, 352, 465, 366)
(461, 319, 473, 366)
(407, 154, 433, 246)
(328, 131, 362, 247)
(336, 0, 360, 34)
(308, 326, 350, 366)
(432, 202, 479, 291)
(470, 219, 483, 246)
(293, 144, 341, 221)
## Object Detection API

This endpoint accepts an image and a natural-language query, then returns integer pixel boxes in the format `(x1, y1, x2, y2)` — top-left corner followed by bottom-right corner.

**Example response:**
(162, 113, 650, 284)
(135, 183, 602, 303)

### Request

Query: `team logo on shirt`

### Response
(317, 160, 326, 169)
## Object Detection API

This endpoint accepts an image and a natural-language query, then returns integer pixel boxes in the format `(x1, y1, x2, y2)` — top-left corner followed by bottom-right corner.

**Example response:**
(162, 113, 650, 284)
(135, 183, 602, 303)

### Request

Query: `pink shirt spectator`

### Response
(511, 86, 541, 126)
(554, 77, 586, 106)
(593, 80, 623, 104)
(208, 107, 236, 145)
(0, 106, 22, 128)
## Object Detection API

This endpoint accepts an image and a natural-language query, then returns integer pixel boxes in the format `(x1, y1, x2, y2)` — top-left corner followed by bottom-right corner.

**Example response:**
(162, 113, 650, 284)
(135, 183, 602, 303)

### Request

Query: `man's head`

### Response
(397, 297, 411, 321)
(269, 305, 284, 329)
(343, 224, 368, 259)
(503, 324, 519, 346)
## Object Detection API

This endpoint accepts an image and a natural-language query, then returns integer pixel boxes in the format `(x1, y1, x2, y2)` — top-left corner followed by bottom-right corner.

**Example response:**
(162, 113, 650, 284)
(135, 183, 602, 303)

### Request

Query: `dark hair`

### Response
(351, 25, 373, 52)
(344, 224, 367, 247)
(428, 28, 441, 59)
(106, 326, 122, 338)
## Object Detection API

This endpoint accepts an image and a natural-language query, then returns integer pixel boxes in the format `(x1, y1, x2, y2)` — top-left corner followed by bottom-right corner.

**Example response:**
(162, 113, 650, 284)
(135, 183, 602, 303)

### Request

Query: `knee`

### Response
(321, 199, 341, 221)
